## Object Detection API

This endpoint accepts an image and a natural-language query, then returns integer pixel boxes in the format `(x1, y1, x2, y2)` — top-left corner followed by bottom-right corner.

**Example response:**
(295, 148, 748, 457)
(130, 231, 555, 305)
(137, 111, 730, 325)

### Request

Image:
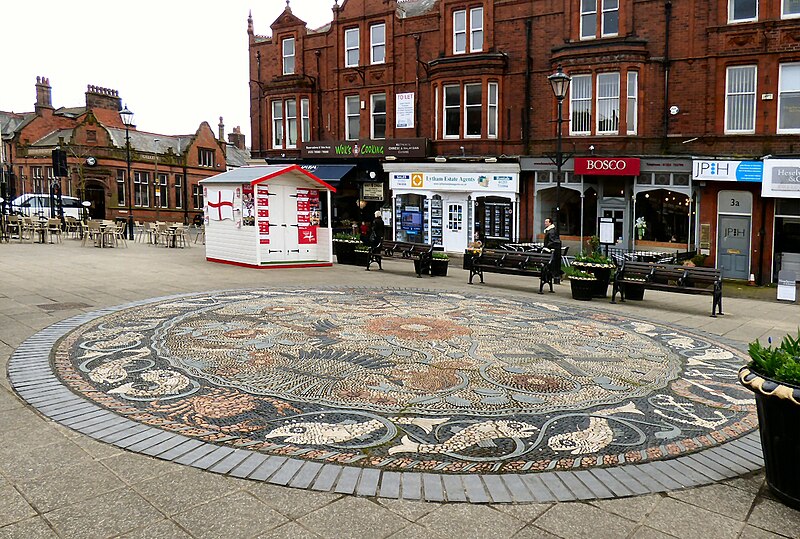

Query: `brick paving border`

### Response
(8, 292, 764, 504)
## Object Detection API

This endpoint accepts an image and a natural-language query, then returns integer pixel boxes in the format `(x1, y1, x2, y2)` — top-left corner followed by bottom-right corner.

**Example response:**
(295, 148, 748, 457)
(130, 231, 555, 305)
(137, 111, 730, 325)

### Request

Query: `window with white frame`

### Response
(31, 166, 43, 193)
(174, 174, 183, 209)
(345, 28, 359, 67)
(371, 24, 385, 64)
(282, 37, 295, 75)
(286, 99, 298, 148)
(597, 72, 620, 134)
(46, 166, 55, 181)
(444, 85, 461, 137)
(371, 93, 386, 139)
(626, 71, 638, 135)
(464, 83, 482, 137)
(778, 63, 800, 132)
(570, 74, 592, 134)
(272, 100, 283, 148)
(198, 148, 214, 168)
(725, 65, 756, 133)
(192, 184, 203, 210)
(729, 0, 757, 23)
(117, 170, 126, 206)
(488, 82, 498, 138)
(581, 0, 618, 39)
(470, 7, 484, 52)
(301, 98, 311, 142)
(784, 0, 800, 18)
(346, 96, 360, 140)
(453, 8, 483, 54)
(435, 87, 440, 139)
(134, 171, 150, 207)
(155, 173, 168, 208)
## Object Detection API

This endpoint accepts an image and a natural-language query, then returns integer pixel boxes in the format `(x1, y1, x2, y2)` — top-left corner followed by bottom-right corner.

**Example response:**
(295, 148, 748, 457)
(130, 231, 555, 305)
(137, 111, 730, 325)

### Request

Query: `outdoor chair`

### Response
(46, 218, 63, 243)
(112, 222, 128, 247)
(7, 215, 21, 240)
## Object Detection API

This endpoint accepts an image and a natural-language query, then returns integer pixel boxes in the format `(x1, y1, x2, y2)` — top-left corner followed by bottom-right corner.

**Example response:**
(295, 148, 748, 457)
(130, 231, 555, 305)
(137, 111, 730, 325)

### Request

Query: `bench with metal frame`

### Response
(467, 249, 555, 294)
(367, 240, 435, 277)
(610, 260, 723, 317)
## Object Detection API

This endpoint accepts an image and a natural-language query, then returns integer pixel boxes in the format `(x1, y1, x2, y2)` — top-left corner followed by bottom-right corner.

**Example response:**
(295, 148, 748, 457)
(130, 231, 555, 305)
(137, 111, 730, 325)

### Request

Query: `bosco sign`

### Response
(574, 157, 641, 176)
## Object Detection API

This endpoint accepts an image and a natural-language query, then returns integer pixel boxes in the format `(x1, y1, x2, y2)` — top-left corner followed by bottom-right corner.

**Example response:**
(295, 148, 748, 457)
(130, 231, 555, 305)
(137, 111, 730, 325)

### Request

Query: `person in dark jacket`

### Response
(543, 218, 563, 283)
(369, 211, 385, 247)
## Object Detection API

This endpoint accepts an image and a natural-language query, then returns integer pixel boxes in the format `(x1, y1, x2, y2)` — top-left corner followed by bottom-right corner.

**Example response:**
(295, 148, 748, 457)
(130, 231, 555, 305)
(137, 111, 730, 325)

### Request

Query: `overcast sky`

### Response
(3, 0, 333, 146)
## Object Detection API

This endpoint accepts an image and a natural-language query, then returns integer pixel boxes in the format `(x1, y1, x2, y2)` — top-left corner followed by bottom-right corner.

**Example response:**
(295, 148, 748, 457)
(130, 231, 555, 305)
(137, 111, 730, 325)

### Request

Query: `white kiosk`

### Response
(200, 165, 336, 268)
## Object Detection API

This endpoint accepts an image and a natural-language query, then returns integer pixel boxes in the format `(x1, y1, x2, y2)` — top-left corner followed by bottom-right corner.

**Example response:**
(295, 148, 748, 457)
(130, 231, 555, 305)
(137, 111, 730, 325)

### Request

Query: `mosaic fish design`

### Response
(388, 420, 538, 455)
(108, 369, 190, 398)
(265, 419, 385, 445)
(547, 401, 643, 455)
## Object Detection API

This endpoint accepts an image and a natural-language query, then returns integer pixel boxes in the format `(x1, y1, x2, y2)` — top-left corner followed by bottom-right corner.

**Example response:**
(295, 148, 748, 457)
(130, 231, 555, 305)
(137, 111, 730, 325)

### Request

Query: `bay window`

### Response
(596, 72, 620, 134)
(570, 74, 592, 134)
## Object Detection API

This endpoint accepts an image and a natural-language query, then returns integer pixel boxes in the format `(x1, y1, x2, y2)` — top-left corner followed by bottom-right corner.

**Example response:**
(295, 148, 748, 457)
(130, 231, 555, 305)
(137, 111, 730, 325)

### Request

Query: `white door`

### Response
(272, 184, 300, 261)
(442, 197, 468, 252)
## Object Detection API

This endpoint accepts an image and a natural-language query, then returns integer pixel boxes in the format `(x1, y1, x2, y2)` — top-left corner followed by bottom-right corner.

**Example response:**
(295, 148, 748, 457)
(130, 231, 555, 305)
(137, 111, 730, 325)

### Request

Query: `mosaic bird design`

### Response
(387, 420, 538, 455)
(264, 418, 386, 445)
(88, 358, 133, 384)
(547, 401, 643, 455)
(108, 369, 190, 398)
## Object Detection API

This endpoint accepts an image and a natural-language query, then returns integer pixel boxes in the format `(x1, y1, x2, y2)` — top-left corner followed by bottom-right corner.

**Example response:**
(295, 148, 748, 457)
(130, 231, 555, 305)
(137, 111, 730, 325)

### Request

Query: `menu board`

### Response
(257, 185, 270, 244)
(297, 188, 320, 244)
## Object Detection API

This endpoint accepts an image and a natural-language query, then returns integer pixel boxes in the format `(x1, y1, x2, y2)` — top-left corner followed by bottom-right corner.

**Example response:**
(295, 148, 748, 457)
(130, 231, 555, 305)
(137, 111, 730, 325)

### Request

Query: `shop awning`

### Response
(299, 164, 355, 184)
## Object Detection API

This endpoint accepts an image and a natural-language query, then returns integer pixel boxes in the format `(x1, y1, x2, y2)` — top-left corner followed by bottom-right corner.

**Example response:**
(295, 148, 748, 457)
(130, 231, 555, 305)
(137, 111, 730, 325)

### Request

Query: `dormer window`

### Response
(282, 37, 295, 75)
(345, 28, 360, 67)
(581, 0, 619, 40)
(729, 0, 757, 23)
(371, 24, 385, 64)
(453, 7, 483, 54)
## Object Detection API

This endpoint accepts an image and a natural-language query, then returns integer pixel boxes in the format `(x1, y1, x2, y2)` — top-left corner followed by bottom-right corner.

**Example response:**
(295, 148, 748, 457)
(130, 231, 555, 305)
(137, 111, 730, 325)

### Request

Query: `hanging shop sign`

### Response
(301, 138, 428, 159)
(361, 182, 384, 201)
(762, 159, 800, 198)
(574, 157, 641, 176)
(389, 172, 518, 192)
(692, 159, 763, 182)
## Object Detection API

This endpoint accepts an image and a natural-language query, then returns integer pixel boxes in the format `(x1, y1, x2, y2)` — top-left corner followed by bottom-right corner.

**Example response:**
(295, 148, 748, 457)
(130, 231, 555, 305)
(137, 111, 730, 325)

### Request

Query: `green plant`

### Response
(354, 245, 370, 253)
(748, 330, 800, 386)
(586, 235, 601, 255)
(574, 251, 612, 265)
(690, 254, 708, 267)
(432, 252, 449, 260)
(563, 266, 596, 279)
(333, 232, 360, 241)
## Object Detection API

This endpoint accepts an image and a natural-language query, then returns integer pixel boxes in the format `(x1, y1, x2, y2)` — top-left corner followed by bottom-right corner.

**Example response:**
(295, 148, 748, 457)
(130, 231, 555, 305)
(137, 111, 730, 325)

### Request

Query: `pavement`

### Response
(1, 237, 799, 539)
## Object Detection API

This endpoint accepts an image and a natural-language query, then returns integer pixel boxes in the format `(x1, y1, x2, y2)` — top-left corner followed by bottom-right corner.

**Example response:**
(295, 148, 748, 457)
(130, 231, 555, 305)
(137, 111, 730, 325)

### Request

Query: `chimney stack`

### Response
(85, 85, 122, 111)
(35, 76, 53, 113)
(228, 126, 246, 150)
(218, 117, 225, 141)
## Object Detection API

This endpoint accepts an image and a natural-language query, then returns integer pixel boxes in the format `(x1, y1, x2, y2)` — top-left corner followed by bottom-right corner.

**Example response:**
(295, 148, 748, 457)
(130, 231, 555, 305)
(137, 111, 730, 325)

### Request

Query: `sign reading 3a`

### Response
(574, 157, 641, 176)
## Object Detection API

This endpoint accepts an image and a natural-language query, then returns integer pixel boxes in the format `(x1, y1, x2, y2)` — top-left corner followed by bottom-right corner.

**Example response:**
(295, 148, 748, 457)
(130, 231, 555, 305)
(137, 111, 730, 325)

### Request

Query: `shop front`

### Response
(692, 159, 765, 281)
(762, 159, 800, 282)
(384, 163, 520, 252)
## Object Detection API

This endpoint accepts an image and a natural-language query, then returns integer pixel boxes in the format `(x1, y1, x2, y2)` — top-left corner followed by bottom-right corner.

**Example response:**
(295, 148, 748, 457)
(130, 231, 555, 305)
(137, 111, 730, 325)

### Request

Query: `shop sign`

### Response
(762, 159, 800, 198)
(777, 270, 797, 301)
(301, 138, 428, 159)
(361, 182, 384, 201)
(389, 172, 518, 192)
(692, 160, 763, 182)
(574, 157, 641, 176)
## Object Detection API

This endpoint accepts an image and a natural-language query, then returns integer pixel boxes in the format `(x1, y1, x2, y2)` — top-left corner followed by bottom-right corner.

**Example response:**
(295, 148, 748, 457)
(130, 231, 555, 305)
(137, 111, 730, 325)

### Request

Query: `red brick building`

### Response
(249, 0, 800, 282)
(1, 78, 249, 226)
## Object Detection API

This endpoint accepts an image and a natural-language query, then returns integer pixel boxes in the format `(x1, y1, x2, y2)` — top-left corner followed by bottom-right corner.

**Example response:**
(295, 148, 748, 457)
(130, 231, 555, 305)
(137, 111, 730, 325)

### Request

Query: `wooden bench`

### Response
(467, 249, 555, 294)
(367, 240, 435, 277)
(610, 260, 723, 317)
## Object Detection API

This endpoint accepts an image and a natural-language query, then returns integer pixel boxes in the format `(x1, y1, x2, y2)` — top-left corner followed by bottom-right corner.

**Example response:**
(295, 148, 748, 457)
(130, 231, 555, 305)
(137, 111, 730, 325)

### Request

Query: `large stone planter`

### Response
(431, 258, 449, 276)
(333, 240, 360, 265)
(569, 276, 596, 301)
(572, 262, 614, 298)
(738, 367, 800, 510)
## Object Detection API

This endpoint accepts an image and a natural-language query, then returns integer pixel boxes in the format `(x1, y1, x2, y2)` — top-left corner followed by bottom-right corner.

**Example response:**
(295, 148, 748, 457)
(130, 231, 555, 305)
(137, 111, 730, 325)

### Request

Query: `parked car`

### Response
(11, 194, 83, 219)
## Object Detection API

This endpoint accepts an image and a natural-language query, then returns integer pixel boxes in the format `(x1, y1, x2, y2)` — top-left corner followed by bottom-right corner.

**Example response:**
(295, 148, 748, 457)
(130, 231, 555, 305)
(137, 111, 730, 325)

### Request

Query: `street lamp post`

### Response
(548, 65, 572, 235)
(120, 105, 135, 240)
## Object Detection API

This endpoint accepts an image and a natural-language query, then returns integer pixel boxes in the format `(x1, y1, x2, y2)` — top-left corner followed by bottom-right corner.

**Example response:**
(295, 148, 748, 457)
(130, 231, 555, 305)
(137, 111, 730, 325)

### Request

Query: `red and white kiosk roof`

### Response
(199, 165, 337, 192)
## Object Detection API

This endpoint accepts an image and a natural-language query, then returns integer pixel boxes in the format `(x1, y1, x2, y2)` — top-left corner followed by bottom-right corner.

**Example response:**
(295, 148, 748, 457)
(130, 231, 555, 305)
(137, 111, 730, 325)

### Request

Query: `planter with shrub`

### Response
(333, 233, 362, 265)
(431, 252, 449, 276)
(571, 249, 615, 298)
(564, 266, 597, 301)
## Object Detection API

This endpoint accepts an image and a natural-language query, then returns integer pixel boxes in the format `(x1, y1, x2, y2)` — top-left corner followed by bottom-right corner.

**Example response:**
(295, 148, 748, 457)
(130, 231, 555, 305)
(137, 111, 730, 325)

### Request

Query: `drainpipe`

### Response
(414, 35, 421, 138)
(758, 198, 767, 285)
(524, 19, 532, 151)
(315, 50, 323, 140)
(256, 51, 263, 159)
(662, 1, 672, 150)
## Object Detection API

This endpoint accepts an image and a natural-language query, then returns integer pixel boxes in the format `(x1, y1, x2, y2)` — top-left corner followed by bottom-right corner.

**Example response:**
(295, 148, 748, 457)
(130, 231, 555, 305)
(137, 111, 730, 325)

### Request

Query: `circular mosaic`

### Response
(54, 288, 756, 474)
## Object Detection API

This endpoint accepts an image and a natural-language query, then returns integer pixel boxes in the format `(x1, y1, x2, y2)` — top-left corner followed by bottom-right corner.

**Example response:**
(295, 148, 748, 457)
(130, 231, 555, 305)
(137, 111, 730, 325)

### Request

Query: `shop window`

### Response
(345, 28, 360, 67)
(346, 96, 360, 140)
(729, 0, 757, 23)
(636, 189, 690, 243)
(480, 200, 512, 240)
(371, 93, 386, 139)
(784, 0, 800, 18)
(134, 171, 150, 207)
(581, 0, 618, 40)
(282, 37, 295, 75)
(778, 63, 800, 133)
(725, 65, 756, 133)
(371, 24, 385, 64)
